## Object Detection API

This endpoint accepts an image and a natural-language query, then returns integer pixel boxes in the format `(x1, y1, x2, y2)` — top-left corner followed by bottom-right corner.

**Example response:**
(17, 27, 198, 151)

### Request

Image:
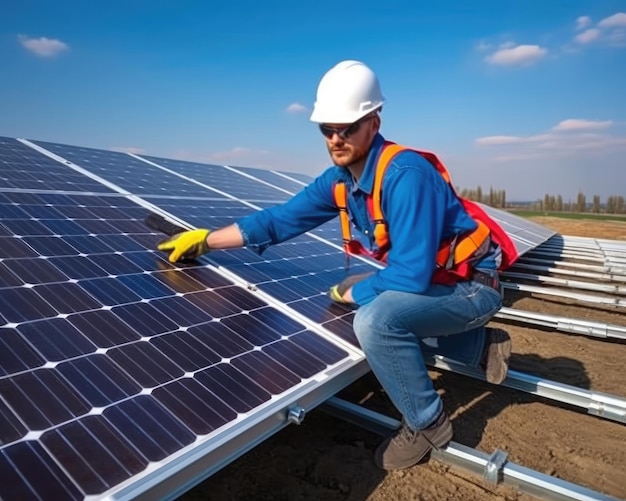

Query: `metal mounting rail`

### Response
(502, 271, 626, 294)
(502, 282, 626, 307)
(531, 248, 626, 267)
(510, 262, 626, 283)
(427, 356, 626, 424)
(495, 307, 626, 340)
(501, 271, 626, 294)
(517, 256, 626, 275)
(321, 397, 621, 501)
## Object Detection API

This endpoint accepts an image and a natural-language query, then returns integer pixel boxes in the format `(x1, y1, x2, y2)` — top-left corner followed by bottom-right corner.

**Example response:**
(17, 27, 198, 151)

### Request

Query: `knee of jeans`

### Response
(464, 287, 503, 331)
(352, 306, 377, 349)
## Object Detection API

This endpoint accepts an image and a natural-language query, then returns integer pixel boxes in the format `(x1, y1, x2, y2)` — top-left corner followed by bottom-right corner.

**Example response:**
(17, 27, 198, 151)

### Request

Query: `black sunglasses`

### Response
(319, 114, 376, 140)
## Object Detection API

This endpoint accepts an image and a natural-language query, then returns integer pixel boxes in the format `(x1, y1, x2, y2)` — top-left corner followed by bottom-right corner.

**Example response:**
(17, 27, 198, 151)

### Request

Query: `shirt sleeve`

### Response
(351, 154, 450, 304)
(237, 167, 340, 254)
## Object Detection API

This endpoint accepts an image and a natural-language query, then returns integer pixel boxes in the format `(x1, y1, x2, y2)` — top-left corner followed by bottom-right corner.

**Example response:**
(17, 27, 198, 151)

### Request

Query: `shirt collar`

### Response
(353, 133, 386, 195)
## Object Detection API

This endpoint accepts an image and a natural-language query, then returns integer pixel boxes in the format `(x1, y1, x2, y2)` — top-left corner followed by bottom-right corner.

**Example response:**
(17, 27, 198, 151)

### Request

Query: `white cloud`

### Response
(110, 146, 145, 154)
(475, 41, 492, 52)
(571, 12, 626, 47)
(475, 119, 624, 155)
(576, 16, 592, 30)
(475, 136, 525, 146)
(476, 134, 552, 146)
(286, 102, 308, 113)
(18, 34, 69, 57)
(552, 119, 614, 131)
(485, 44, 548, 66)
(607, 29, 626, 46)
(598, 12, 626, 28)
(575, 28, 600, 44)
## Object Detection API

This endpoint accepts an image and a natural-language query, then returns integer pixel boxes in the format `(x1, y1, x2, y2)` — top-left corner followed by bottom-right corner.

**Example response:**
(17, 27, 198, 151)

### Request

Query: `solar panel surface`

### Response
(0, 137, 114, 193)
(227, 165, 310, 194)
(0, 141, 362, 500)
(138, 155, 291, 202)
(30, 140, 230, 199)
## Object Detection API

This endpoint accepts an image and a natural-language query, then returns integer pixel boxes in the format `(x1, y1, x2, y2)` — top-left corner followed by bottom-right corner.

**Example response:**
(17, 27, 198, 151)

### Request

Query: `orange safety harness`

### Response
(333, 142, 519, 284)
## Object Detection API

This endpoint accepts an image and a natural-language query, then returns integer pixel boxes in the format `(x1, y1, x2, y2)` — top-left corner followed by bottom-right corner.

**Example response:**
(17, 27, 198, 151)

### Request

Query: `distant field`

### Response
(507, 210, 626, 222)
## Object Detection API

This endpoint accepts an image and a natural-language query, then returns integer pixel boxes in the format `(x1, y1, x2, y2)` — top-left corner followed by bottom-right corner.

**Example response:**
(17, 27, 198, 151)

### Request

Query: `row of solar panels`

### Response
(0, 136, 553, 500)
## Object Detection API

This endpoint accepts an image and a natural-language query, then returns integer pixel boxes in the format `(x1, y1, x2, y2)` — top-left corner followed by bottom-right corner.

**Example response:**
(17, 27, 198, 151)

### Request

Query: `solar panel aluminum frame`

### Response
(113, 356, 370, 500)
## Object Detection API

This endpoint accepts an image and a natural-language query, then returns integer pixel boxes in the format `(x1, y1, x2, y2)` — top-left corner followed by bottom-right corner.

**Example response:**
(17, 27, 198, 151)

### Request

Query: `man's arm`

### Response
(206, 224, 244, 249)
(156, 166, 341, 263)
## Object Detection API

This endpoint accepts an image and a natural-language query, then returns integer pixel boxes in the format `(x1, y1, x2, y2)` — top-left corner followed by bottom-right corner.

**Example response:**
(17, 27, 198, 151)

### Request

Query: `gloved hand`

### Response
(328, 284, 350, 303)
(328, 272, 374, 304)
(157, 229, 211, 263)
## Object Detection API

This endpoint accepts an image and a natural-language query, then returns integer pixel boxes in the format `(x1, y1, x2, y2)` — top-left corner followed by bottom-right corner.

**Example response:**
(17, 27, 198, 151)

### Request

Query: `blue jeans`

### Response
(352, 275, 503, 430)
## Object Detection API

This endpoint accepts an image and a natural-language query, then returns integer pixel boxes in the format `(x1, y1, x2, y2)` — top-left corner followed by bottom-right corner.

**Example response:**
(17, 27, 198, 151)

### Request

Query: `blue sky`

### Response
(1, 0, 625, 201)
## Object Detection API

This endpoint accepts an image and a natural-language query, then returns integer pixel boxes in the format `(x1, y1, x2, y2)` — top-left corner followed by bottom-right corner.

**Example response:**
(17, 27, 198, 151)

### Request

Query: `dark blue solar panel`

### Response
(31, 139, 230, 199)
(140, 154, 291, 201)
(277, 170, 316, 184)
(226, 164, 308, 195)
(143, 197, 257, 230)
(0, 137, 114, 192)
(0, 187, 353, 499)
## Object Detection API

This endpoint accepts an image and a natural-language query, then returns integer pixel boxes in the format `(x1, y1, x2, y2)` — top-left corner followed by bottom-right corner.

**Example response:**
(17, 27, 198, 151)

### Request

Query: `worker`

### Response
(157, 60, 514, 470)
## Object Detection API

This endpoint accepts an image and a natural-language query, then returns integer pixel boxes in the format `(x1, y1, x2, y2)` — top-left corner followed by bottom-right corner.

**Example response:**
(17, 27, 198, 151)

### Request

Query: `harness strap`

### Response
(435, 219, 491, 269)
(372, 144, 405, 249)
(333, 181, 352, 268)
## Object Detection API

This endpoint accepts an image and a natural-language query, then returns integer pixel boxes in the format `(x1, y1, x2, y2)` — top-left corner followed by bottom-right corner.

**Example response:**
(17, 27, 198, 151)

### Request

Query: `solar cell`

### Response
(0, 187, 359, 500)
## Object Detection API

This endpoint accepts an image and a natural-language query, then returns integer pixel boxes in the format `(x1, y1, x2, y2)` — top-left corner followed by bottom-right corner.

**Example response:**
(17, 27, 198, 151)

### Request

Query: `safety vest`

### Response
(332, 142, 519, 283)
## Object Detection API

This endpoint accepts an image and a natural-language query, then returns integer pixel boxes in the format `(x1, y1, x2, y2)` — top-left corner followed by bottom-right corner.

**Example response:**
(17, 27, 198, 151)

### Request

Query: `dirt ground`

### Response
(181, 217, 626, 501)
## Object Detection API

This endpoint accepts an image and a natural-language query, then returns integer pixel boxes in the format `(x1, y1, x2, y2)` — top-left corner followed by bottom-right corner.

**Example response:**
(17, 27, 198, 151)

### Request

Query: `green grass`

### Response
(507, 210, 626, 222)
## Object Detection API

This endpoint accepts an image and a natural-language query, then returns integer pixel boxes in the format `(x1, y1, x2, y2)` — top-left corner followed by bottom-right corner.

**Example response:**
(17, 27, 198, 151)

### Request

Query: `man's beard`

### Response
(329, 146, 367, 168)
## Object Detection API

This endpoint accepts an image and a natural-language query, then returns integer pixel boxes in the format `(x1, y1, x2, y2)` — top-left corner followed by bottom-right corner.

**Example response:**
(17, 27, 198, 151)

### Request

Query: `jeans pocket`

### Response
(463, 285, 503, 331)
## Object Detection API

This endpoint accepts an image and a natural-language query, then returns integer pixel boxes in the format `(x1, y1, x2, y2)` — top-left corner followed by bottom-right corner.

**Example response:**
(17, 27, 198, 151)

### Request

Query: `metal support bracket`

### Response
(484, 449, 508, 484)
(287, 405, 306, 425)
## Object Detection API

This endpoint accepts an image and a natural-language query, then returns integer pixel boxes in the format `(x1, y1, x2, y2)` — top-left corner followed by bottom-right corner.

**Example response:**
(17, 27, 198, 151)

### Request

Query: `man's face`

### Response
(320, 113, 379, 168)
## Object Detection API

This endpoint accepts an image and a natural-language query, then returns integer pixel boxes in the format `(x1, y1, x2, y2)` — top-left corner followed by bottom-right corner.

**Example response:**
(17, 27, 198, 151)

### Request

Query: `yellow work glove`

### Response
(157, 229, 211, 263)
(328, 284, 349, 303)
(328, 272, 374, 304)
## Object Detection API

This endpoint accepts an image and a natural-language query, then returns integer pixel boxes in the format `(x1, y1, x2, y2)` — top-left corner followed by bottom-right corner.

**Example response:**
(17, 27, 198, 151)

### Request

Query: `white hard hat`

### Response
(310, 60, 385, 124)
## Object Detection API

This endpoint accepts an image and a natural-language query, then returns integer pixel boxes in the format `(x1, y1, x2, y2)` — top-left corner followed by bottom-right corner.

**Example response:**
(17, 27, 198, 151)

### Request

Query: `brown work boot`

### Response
(374, 411, 453, 470)
(481, 328, 512, 384)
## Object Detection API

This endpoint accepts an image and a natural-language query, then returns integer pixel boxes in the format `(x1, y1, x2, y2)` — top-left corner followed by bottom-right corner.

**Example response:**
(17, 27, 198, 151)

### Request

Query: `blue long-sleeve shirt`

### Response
(237, 134, 498, 306)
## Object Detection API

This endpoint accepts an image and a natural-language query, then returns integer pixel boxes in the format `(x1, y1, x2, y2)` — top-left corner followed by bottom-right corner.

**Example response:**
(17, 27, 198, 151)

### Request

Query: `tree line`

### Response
(457, 186, 507, 208)
(458, 186, 626, 214)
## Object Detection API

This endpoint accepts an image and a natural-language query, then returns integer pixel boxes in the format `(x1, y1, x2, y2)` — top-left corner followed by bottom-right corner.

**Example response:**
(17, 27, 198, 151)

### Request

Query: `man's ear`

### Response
(372, 114, 382, 134)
